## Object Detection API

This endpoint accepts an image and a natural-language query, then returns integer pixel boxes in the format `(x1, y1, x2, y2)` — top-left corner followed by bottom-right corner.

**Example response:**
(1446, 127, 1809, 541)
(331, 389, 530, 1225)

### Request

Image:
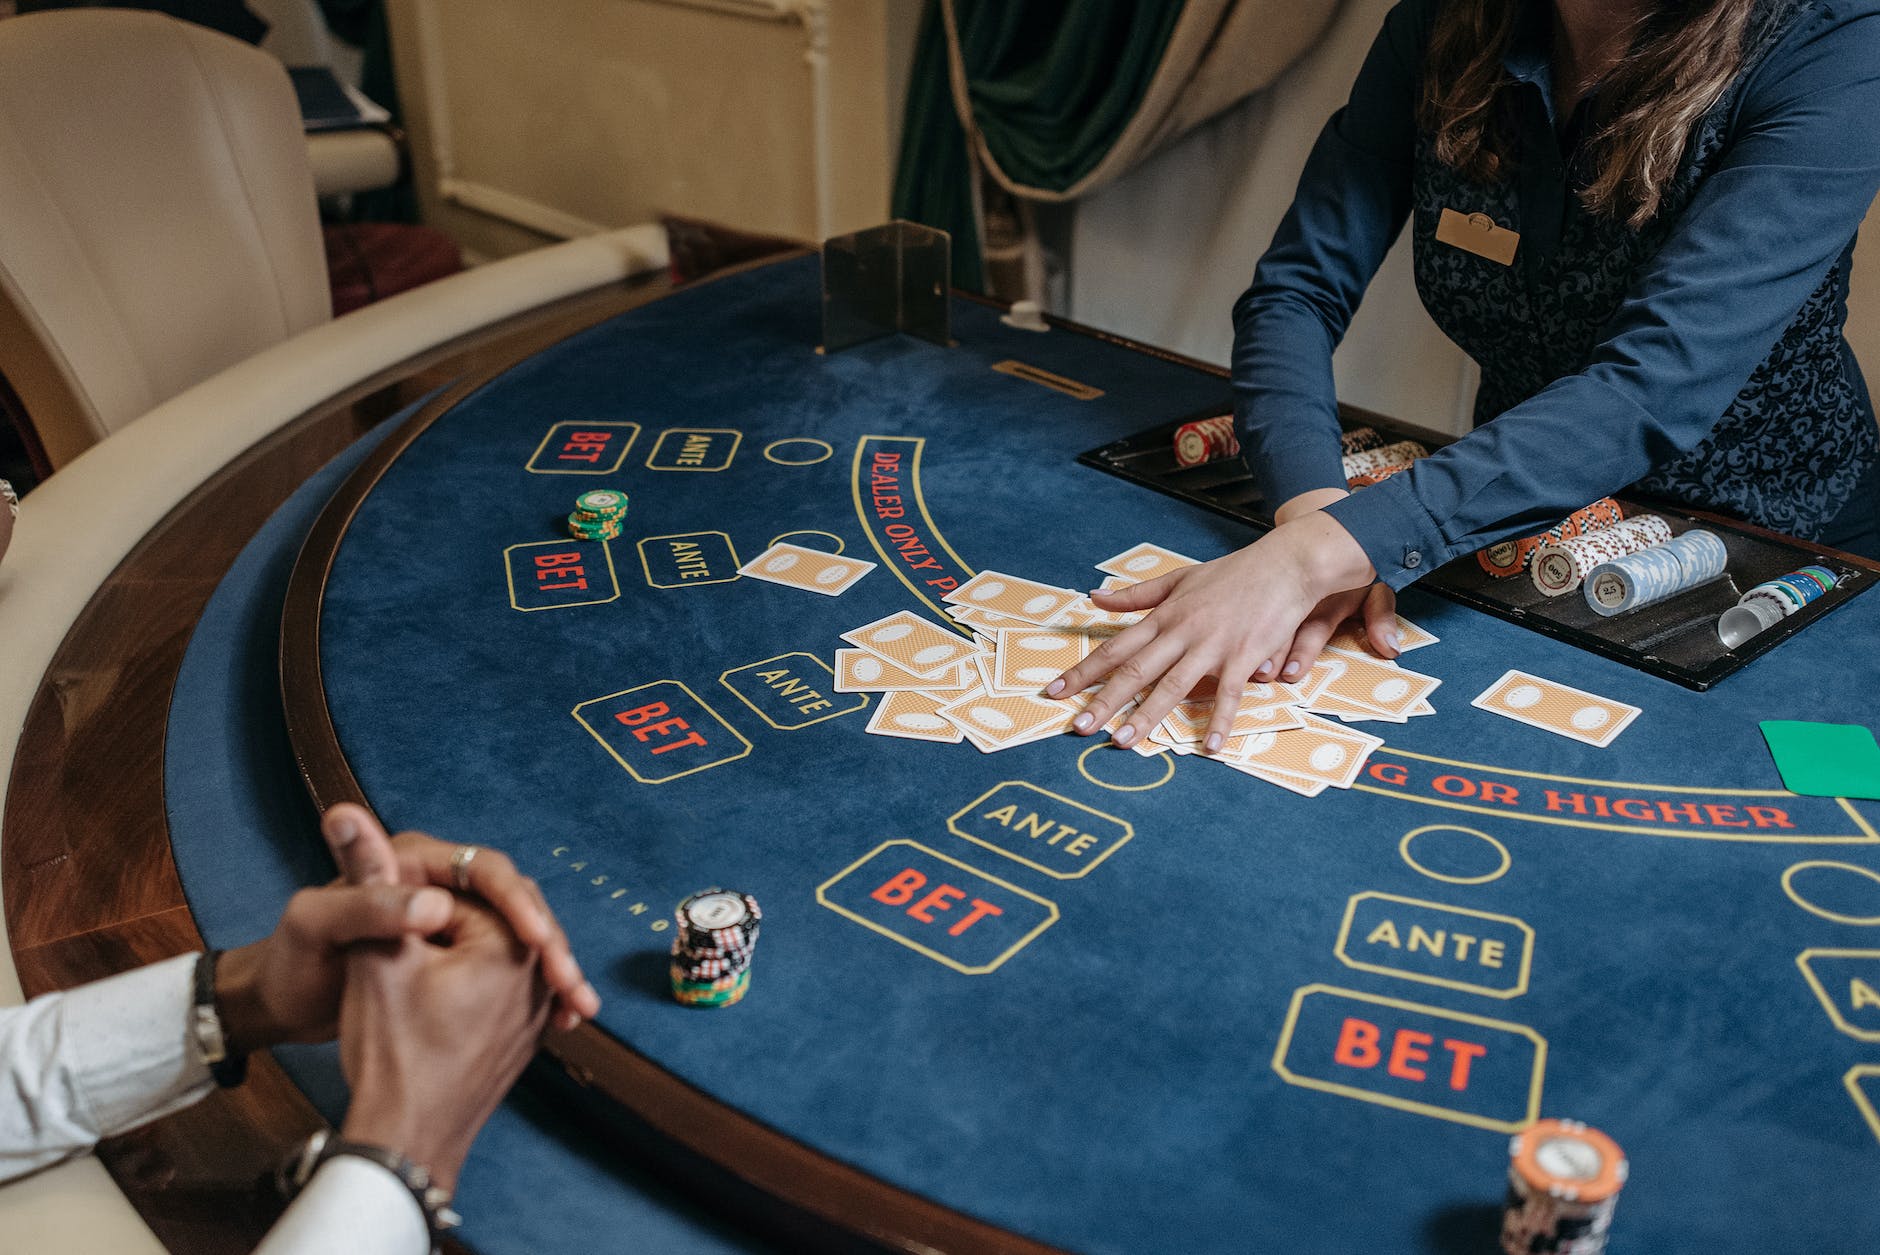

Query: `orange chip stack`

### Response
(1341, 439, 1426, 487)
(1172, 415, 1239, 468)
(1500, 1119, 1627, 1255)
(1475, 497, 1626, 579)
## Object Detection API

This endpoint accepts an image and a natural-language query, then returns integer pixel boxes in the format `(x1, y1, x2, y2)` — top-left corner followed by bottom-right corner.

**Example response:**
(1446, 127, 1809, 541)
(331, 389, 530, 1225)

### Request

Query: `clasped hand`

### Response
(214, 804, 596, 1193)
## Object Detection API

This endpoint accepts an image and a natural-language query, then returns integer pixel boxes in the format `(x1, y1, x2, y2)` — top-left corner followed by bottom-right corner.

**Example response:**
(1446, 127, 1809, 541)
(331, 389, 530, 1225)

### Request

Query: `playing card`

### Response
(1295, 657, 1346, 704)
(1219, 759, 1331, 797)
(993, 627, 1095, 692)
(1320, 649, 1442, 718)
(1171, 689, 1308, 739)
(1095, 542, 1200, 583)
(841, 611, 979, 680)
(835, 648, 972, 693)
(1220, 715, 1383, 788)
(937, 690, 1077, 751)
(739, 542, 875, 595)
(947, 605, 1039, 633)
(1301, 690, 1410, 724)
(944, 570, 1083, 625)
(1471, 670, 1640, 748)
(1324, 615, 1439, 657)
(865, 689, 966, 742)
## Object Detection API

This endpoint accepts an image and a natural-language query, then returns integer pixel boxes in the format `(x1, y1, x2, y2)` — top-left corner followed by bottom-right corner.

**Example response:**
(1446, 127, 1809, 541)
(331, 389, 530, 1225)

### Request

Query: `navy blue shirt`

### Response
(1232, 0, 1880, 588)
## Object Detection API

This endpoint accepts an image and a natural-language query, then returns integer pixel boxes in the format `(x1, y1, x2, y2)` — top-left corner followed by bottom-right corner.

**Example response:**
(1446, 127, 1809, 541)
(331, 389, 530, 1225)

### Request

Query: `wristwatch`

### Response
(190, 949, 248, 1088)
(278, 1128, 463, 1253)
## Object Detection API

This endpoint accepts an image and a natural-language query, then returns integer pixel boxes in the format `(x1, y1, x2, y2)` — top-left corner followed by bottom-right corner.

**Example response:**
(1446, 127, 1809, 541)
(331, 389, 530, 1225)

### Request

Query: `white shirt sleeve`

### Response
(1, 954, 429, 1255)
(254, 1155, 430, 1255)
(0, 952, 212, 1183)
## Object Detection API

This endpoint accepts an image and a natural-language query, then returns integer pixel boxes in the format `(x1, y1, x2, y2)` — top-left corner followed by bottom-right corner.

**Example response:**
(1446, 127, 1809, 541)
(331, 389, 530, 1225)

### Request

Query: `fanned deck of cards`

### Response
(831, 545, 1446, 797)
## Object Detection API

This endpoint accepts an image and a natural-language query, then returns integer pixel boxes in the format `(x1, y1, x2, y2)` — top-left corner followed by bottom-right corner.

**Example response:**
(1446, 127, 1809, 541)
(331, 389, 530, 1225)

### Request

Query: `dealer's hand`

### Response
(337, 894, 550, 1195)
(320, 802, 599, 1032)
(1046, 494, 1388, 753)
(1248, 487, 1400, 685)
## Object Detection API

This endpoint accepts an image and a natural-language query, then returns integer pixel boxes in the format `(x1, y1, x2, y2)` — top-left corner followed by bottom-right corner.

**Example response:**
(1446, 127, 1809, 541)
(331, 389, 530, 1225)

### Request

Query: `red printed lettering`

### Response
(1442, 1039, 1487, 1091)
(907, 884, 966, 923)
(1387, 1030, 1432, 1082)
(614, 702, 669, 727)
(1333, 1017, 1382, 1069)
(869, 869, 926, 906)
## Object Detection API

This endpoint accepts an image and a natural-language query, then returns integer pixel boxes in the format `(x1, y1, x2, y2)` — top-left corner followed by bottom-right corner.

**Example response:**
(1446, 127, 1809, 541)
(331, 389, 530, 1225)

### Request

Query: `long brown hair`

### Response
(1419, 1, 1760, 227)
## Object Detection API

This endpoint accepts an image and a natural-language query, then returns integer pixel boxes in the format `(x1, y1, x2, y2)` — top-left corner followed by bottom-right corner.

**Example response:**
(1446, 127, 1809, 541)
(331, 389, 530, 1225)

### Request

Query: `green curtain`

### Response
(891, 0, 1186, 290)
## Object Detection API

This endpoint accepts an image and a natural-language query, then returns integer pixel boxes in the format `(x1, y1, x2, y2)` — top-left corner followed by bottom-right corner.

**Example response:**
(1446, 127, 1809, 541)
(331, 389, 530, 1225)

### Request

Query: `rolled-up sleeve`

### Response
(1230, 0, 1428, 511)
(1327, 7, 1880, 588)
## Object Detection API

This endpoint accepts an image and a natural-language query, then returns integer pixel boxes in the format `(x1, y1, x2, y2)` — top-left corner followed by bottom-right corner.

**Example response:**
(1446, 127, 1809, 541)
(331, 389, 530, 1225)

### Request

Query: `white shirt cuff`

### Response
(256, 1154, 431, 1255)
(0, 952, 213, 1182)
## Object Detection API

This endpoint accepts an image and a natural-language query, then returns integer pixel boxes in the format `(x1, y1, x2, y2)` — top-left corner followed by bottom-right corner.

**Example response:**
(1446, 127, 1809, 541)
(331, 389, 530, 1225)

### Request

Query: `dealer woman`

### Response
(1050, 0, 1880, 752)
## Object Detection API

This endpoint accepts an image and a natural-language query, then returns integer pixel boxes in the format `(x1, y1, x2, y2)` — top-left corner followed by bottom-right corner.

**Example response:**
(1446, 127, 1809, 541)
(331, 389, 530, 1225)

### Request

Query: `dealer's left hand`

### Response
(1046, 506, 1379, 754)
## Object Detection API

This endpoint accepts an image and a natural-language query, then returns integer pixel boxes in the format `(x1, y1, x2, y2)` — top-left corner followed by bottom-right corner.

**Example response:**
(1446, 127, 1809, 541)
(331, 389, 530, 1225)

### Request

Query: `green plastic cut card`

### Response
(1760, 720, 1880, 800)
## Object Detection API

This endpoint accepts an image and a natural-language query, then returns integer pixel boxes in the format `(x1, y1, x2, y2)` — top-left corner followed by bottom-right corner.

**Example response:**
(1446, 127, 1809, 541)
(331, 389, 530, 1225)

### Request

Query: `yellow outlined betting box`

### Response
(526, 421, 640, 474)
(1334, 892, 1533, 999)
(719, 653, 867, 730)
(817, 839, 1058, 974)
(646, 428, 741, 471)
(638, 531, 741, 589)
(1796, 949, 1880, 1042)
(947, 781, 1133, 879)
(504, 539, 621, 612)
(1270, 984, 1546, 1133)
(571, 680, 751, 784)
(1847, 1065, 1880, 1146)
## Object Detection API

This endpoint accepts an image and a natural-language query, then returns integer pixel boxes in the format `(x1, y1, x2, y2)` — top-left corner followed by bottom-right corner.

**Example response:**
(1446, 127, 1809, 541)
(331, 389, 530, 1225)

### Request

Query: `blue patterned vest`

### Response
(1409, 0, 1875, 538)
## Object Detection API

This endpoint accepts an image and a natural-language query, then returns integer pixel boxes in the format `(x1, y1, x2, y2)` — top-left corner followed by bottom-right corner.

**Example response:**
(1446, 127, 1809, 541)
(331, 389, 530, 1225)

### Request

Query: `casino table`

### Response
(17, 251, 1880, 1254)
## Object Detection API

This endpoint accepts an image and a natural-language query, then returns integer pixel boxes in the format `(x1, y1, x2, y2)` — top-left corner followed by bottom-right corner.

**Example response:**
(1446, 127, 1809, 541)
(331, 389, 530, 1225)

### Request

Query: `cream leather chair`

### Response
(0, 9, 333, 469)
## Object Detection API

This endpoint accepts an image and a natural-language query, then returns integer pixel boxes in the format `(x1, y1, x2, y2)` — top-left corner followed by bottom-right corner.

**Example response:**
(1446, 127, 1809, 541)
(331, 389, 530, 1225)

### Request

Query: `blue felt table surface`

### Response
(174, 256, 1880, 1254)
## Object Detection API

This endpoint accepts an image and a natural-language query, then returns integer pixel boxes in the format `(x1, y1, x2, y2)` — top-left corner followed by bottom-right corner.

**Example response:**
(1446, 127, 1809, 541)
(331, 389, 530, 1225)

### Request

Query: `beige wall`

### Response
(386, 0, 921, 262)
(1851, 198, 1880, 397)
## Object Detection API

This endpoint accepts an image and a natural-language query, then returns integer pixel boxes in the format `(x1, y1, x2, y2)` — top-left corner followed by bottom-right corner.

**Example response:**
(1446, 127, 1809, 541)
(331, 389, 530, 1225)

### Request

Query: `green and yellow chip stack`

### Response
(566, 489, 628, 542)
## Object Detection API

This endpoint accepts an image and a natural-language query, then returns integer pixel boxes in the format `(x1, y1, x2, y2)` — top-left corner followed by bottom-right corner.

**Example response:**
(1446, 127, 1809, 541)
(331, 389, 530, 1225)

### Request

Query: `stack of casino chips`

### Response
(1529, 515, 1673, 596)
(1171, 420, 1394, 472)
(1717, 564, 1840, 648)
(1338, 425, 1387, 456)
(566, 489, 628, 542)
(1171, 415, 1238, 468)
(1476, 498, 1626, 579)
(1342, 439, 1427, 488)
(1582, 528, 1729, 617)
(669, 888, 760, 1008)
(1499, 1119, 1627, 1255)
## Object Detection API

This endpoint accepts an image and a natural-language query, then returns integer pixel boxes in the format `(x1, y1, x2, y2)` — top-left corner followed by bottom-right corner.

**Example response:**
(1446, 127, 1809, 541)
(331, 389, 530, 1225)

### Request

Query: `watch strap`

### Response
(190, 950, 249, 1088)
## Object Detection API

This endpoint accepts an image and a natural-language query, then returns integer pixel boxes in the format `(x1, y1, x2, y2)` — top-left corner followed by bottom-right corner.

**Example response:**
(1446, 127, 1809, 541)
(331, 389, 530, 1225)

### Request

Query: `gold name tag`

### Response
(1436, 208, 1520, 266)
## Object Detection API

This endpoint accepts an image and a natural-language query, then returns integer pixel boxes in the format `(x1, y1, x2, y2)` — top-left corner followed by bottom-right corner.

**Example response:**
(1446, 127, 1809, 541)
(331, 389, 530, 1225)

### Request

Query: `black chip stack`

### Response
(669, 889, 760, 1008)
